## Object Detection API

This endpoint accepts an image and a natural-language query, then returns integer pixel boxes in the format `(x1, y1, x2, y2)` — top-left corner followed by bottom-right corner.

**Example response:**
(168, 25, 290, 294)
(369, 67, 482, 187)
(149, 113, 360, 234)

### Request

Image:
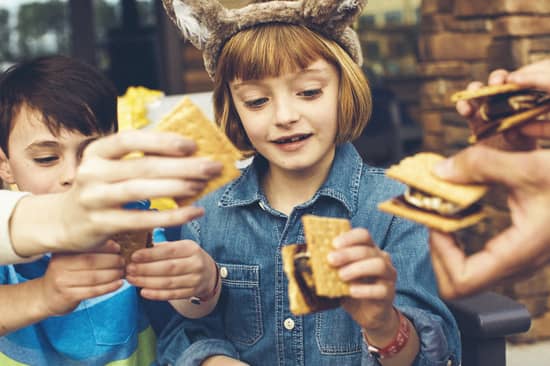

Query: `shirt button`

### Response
(220, 266, 228, 279)
(284, 318, 295, 330)
(258, 201, 266, 210)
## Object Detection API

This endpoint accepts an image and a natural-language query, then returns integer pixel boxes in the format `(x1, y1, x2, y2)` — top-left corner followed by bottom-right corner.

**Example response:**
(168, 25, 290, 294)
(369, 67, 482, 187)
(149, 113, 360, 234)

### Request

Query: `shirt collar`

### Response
(219, 143, 363, 216)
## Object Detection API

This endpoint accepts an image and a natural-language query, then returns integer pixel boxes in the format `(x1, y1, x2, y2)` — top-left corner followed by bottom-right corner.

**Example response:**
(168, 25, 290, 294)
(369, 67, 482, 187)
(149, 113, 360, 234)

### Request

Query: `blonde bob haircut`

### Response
(213, 23, 372, 155)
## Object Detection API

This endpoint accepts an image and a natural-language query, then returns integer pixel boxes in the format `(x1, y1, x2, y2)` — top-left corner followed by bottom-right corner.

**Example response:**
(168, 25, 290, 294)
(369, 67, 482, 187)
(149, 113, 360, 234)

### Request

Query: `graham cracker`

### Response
(154, 97, 242, 206)
(451, 83, 525, 103)
(112, 230, 152, 263)
(386, 152, 488, 208)
(302, 215, 351, 298)
(378, 199, 486, 233)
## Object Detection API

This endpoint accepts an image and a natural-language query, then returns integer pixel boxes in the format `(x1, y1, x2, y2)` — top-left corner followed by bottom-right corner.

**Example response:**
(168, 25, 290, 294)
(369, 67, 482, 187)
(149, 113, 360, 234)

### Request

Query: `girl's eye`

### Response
(299, 89, 322, 98)
(244, 97, 269, 109)
(33, 156, 59, 164)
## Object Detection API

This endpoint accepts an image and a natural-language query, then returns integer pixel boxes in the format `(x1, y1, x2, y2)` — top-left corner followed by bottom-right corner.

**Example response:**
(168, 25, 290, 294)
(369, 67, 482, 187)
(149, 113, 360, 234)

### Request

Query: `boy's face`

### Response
(0, 105, 100, 194)
(229, 59, 339, 176)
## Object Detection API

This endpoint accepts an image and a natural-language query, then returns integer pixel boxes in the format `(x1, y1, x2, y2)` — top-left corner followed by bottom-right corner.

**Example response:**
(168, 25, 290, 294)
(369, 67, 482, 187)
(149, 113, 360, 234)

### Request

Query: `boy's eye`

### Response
(33, 156, 59, 164)
(298, 89, 322, 98)
(244, 97, 269, 108)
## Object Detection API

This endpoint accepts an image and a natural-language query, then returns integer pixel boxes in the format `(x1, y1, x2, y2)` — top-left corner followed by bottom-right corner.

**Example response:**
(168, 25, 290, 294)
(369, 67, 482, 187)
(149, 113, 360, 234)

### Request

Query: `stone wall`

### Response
(418, 0, 550, 343)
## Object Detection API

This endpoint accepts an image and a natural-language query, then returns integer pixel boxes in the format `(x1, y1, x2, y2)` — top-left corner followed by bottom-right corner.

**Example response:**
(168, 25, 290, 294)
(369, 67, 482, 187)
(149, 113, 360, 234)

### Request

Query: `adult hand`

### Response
(456, 68, 543, 150)
(429, 145, 550, 299)
(10, 130, 224, 255)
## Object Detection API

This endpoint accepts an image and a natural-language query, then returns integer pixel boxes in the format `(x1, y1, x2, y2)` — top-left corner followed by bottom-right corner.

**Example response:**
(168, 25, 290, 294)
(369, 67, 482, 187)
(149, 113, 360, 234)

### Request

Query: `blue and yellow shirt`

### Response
(0, 255, 157, 366)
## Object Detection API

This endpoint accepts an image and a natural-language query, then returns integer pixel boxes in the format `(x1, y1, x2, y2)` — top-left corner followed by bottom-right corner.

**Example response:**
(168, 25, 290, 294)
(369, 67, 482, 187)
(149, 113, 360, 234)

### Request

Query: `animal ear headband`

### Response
(162, 0, 367, 79)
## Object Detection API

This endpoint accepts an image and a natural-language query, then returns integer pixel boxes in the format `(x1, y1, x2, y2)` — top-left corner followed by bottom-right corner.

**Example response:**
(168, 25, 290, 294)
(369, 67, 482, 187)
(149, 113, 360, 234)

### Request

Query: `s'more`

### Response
(154, 97, 243, 206)
(451, 83, 550, 143)
(378, 153, 488, 233)
(282, 215, 351, 316)
(112, 231, 153, 263)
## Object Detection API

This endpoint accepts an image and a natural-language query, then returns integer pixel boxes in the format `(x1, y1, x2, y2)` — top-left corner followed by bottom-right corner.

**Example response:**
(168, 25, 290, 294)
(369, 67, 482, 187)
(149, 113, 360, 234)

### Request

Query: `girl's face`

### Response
(229, 59, 339, 175)
(0, 105, 100, 194)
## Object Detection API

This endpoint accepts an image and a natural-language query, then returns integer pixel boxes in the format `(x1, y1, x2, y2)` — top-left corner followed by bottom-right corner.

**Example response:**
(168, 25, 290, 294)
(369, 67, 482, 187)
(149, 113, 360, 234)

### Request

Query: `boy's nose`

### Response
(59, 160, 77, 188)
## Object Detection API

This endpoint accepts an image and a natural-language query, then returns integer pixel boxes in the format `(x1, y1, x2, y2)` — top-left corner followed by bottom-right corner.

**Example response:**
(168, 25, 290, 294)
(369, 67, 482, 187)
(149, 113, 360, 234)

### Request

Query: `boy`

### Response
(0, 56, 219, 365)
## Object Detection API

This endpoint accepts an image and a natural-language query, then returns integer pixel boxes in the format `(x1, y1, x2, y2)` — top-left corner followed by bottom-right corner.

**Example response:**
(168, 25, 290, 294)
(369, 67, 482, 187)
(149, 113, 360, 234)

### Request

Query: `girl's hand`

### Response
(328, 228, 400, 345)
(39, 241, 125, 316)
(125, 240, 218, 301)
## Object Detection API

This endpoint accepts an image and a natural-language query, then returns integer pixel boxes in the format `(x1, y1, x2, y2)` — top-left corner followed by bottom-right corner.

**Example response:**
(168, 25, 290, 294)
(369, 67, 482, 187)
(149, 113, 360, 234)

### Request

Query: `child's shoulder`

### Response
(360, 164, 406, 197)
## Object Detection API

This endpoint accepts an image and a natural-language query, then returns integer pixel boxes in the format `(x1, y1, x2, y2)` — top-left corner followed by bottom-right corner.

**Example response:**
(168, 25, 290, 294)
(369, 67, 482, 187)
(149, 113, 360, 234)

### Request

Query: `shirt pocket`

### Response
(315, 308, 362, 355)
(219, 263, 263, 346)
(82, 285, 138, 346)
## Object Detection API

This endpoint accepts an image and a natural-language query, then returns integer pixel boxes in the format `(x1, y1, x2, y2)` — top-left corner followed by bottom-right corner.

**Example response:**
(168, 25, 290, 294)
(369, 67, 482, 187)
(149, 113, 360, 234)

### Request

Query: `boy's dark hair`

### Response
(0, 55, 118, 155)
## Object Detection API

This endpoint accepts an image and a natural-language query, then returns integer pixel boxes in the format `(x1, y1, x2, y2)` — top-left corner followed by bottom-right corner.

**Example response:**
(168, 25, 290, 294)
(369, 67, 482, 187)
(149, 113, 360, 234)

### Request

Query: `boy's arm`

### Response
(0, 244, 124, 336)
(0, 279, 52, 336)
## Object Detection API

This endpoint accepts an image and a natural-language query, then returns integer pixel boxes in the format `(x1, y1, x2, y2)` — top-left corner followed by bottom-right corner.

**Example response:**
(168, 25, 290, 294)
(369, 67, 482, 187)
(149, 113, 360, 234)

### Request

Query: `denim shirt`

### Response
(157, 143, 461, 366)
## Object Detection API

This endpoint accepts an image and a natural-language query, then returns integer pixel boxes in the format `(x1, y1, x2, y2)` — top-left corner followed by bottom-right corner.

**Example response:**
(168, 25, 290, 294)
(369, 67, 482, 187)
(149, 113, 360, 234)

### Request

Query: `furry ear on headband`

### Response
(162, 0, 367, 79)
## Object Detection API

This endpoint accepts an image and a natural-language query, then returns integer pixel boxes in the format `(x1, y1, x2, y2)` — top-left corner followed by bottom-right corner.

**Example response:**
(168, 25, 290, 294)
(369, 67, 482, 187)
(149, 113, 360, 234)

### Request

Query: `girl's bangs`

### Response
(219, 24, 334, 81)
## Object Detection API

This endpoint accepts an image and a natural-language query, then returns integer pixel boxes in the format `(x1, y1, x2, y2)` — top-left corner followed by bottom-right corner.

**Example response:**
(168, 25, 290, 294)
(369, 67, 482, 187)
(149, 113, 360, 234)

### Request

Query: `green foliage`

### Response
(16, 0, 69, 57)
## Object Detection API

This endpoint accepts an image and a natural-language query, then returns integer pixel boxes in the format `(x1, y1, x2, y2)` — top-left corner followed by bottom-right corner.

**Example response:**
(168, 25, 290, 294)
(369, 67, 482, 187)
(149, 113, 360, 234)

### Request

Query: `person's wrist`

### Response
(190, 258, 220, 304)
(361, 306, 401, 348)
(363, 308, 411, 360)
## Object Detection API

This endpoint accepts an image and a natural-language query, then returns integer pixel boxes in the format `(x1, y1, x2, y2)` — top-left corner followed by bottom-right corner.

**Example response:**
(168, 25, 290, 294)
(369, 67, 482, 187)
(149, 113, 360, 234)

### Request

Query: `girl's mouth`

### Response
(273, 133, 313, 144)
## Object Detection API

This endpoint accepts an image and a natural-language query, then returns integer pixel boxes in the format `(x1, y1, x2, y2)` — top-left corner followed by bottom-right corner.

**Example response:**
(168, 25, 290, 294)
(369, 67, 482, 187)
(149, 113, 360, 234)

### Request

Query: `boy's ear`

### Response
(0, 149, 15, 184)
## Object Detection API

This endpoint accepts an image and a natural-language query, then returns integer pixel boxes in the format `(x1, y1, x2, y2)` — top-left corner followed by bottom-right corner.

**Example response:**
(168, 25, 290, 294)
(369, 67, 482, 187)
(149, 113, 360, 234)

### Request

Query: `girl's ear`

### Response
(0, 149, 15, 184)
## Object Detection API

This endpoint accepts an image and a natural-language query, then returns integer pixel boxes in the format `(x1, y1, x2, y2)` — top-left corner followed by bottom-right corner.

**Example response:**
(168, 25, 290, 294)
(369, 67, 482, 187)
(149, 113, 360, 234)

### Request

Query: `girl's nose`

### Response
(274, 98, 299, 127)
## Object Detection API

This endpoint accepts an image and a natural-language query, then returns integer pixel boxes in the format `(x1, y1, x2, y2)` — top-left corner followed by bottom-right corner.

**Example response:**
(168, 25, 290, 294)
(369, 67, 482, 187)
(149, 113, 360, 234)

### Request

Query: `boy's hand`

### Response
(327, 228, 400, 346)
(39, 241, 125, 317)
(125, 239, 218, 301)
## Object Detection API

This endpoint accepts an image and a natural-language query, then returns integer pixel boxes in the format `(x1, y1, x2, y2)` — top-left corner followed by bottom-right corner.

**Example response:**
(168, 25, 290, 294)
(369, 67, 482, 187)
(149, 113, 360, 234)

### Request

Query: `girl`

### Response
(148, 1, 461, 365)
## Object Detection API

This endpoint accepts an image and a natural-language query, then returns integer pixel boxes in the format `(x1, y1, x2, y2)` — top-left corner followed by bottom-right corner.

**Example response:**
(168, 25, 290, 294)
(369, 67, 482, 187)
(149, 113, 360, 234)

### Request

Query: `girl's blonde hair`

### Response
(213, 23, 372, 155)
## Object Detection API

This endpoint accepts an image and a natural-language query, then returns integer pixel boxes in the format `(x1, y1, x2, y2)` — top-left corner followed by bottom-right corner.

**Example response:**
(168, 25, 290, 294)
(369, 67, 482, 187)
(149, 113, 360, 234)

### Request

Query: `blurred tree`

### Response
(16, 0, 69, 58)
(0, 9, 11, 61)
(94, 0, 118, 41)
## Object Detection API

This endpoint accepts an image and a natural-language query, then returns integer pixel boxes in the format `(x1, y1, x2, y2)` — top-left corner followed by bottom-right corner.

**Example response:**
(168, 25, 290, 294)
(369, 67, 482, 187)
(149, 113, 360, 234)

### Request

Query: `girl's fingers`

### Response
(327, 245, 379, 267)
(333, 228, 374, 248)
(348, 281, 394, 300)
(130, 240, 200, 263)
(337, 256, 396, 282)
(140, 288, 195, 301)
(127, 273, 199, 290)
(126, 257, 201, 277)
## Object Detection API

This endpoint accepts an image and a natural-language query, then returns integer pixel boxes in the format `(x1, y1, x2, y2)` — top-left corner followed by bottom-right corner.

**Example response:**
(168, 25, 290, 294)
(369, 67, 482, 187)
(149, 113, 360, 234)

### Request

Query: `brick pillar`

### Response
(418, 0, 550, 343)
